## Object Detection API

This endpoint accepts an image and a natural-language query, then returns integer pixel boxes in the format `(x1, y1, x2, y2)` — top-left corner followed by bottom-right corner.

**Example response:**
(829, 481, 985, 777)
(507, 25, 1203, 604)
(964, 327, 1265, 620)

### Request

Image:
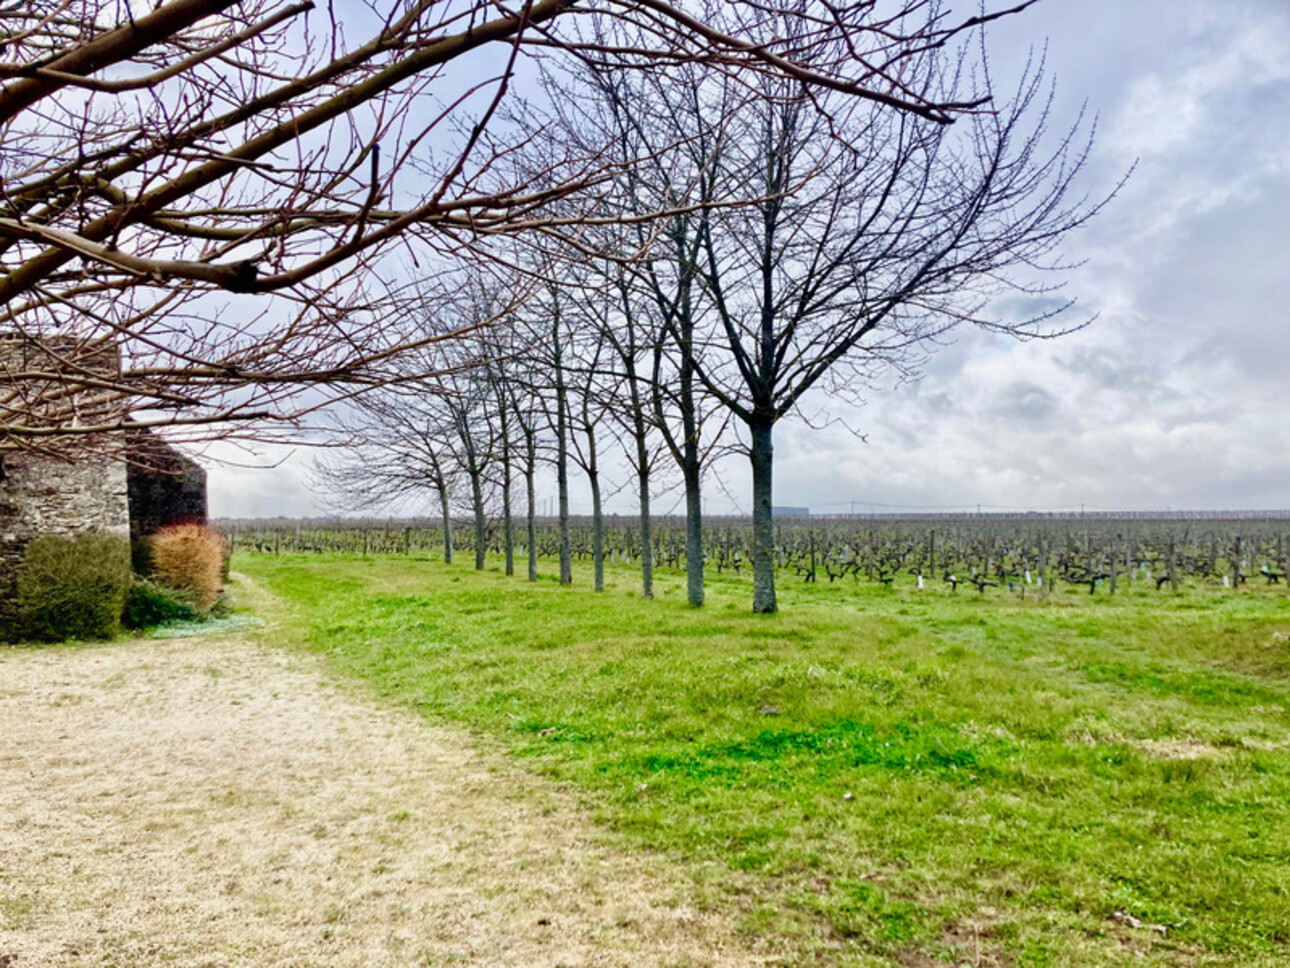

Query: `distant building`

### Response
(772, 506, 811, 518)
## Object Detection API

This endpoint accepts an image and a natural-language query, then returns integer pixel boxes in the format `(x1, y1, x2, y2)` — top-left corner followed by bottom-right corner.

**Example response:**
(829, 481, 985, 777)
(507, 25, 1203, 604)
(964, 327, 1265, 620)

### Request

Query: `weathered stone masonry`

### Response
(0, 336, 207, 624)
(0, 452, 130, 612)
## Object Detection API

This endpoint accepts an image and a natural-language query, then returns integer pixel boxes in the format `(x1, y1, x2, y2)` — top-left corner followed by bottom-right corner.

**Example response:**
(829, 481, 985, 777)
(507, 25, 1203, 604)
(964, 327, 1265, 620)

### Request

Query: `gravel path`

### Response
(0, 628, 762, 967)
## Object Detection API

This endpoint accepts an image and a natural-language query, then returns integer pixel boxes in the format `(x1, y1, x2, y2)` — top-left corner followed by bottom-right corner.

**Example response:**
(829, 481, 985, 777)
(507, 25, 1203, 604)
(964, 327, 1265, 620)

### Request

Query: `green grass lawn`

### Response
(240, 553, 1290, 967)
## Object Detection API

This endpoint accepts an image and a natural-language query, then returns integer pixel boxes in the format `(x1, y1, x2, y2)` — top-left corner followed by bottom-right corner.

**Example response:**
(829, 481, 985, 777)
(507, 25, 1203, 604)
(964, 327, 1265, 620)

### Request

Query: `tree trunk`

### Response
(525, 462, 538, 582)
(749, 416, 777, 614)
(501, 420, 514, 577)
(680, 385, 704, 607)
(554, 376, 572, 586)
(683, 464, 704, 607)
(679, 306, 704, 607)
(471, 471, 486, 571)
(439, 489, 453, 565)
(590, 468, 604, 592)
(556, 431, 572, 584)
(624, 356, 654, 598)
(581, 407, 605, 592)
(637, 460, 654, 598)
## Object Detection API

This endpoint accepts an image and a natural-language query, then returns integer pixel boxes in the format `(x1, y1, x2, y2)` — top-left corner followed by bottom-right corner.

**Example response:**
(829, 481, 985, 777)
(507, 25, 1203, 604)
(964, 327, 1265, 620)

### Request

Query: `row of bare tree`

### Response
(314, 10, 1110, 612)
(2, 0, 1111, 611)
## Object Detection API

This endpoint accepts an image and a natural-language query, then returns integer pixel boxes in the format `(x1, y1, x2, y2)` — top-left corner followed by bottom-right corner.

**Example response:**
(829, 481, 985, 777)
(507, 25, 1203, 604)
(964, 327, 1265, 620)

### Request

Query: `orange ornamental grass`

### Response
(149, 524, 225, 612)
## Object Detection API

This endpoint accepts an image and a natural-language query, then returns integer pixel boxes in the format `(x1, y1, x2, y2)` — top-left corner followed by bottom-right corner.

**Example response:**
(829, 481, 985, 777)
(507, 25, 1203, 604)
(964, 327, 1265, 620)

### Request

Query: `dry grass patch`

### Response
(0, 633, 767, 968)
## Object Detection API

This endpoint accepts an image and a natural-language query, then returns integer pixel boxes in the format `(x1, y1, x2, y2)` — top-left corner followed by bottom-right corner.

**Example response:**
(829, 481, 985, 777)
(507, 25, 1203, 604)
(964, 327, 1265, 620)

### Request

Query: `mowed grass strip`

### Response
(242, 554, 1290, 967)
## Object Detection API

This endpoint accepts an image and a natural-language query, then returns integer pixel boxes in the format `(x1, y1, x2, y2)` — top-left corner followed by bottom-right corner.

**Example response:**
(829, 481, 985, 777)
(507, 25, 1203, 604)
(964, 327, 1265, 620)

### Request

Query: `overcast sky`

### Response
(208, 0, 1290, 519)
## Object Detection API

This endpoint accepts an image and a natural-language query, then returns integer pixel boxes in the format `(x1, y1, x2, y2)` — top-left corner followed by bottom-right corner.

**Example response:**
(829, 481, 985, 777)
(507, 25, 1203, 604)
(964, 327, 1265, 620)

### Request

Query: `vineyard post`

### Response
(809, 532, 817, 584)
(274, 531, 280, 556)
(1232, 536, 1243, 589)
(362, 529, 369, 557)
(1168, 538, 1179, 592)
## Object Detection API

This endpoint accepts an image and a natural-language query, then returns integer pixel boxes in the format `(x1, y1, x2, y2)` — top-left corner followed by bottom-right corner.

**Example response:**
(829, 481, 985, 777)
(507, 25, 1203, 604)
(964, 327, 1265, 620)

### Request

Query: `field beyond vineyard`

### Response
(244, 550, 1290, 967)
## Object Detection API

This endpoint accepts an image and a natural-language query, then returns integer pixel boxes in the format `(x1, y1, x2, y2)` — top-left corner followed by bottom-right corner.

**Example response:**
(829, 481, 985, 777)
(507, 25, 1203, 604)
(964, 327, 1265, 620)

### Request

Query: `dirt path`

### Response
(0, 625, 765, 967)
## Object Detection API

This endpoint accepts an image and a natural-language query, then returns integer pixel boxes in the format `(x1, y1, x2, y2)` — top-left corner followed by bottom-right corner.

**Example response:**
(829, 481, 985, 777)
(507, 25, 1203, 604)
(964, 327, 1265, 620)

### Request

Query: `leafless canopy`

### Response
(0, 0, 1040, 458)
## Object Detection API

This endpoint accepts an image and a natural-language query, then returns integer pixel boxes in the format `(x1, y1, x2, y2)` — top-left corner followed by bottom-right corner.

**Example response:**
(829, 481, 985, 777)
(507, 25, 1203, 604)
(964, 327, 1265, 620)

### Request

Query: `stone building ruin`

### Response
(0, 335, 207, 625)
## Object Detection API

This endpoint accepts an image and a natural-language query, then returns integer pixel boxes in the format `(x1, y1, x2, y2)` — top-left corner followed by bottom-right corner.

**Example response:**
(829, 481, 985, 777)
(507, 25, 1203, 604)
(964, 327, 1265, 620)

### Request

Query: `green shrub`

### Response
(17, 531, 132, 642)
(122, 579, 197, 630)
(149, 524, 224, 612)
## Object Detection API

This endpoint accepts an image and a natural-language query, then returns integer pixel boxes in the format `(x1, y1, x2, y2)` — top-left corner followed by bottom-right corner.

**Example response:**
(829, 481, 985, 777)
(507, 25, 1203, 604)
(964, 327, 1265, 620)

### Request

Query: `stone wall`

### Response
(0, 337, 211, 632)
(0, 453, 129, 623)
(0, 334, 131, 629)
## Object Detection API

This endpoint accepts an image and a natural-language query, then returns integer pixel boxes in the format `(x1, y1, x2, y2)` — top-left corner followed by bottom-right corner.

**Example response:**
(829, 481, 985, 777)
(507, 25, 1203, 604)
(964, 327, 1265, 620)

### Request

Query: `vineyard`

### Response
(220, 514, 1290, 595)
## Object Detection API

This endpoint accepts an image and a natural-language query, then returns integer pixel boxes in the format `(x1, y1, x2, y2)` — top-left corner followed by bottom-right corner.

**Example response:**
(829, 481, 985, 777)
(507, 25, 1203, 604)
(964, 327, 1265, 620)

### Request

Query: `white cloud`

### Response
(205, 0, 1290, 519)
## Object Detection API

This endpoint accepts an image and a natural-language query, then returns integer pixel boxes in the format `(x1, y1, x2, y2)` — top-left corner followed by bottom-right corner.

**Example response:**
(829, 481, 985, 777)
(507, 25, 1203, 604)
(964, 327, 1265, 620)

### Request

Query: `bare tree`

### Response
(492, 340, 546, 583)
(566, 305, 613, 591)
(314, 354, 500, 571)
(594, 266, 669, 599)
(534, 14, 1115, 612)
(490, 358, 519, 577)
(690, 65, 1112, 612)
(480, 310, 547, 578)
(533, 55, 732, 607)
(312, 391, 463, 563)
(1, 0, 1045, 457)
(522, 274, 577, 584)
(313, 272, 512, 564)
(439, 364, 499, 571)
